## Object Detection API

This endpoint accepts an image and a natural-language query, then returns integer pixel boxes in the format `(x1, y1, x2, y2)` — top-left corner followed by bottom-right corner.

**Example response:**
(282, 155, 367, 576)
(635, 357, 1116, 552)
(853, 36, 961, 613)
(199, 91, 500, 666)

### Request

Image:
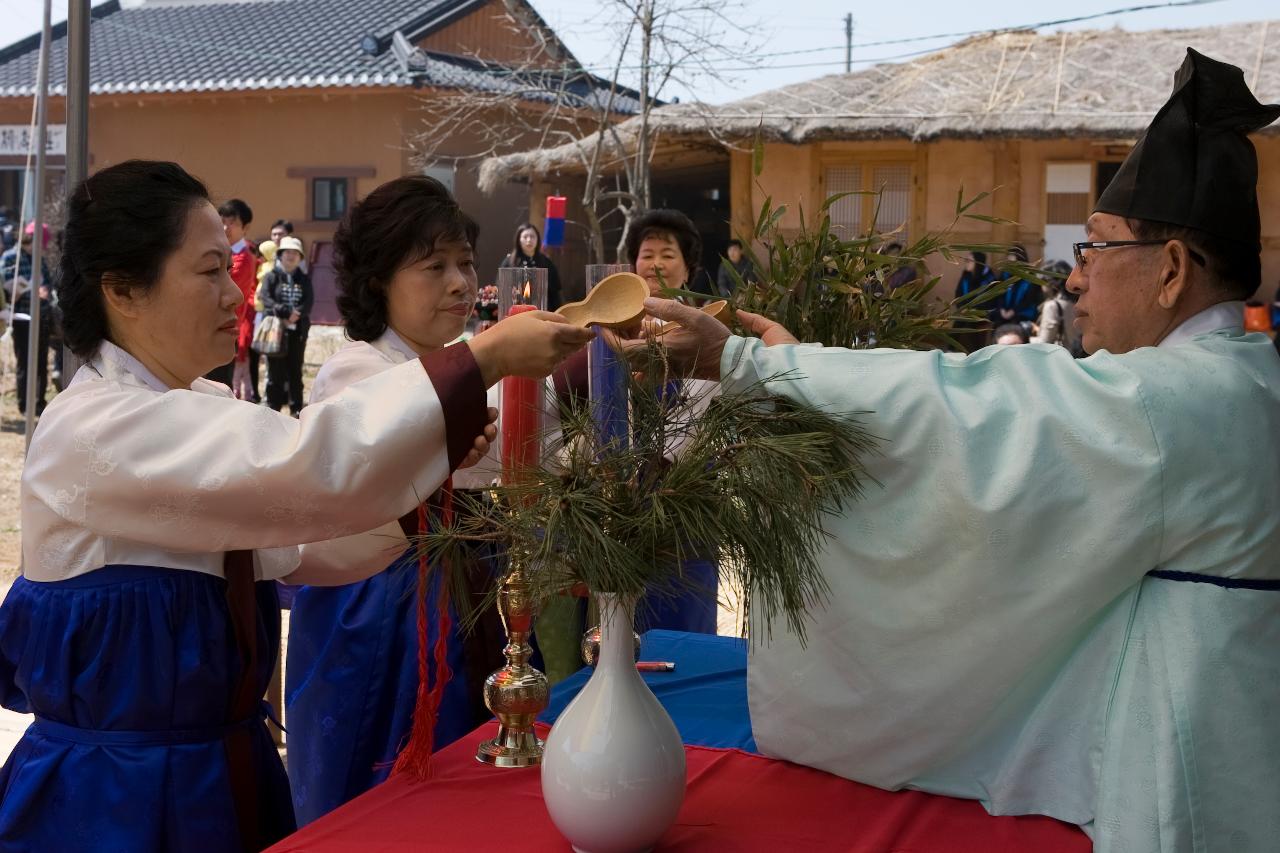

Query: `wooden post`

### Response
(992, 140, 1022, 245)
(24, 0, 52, 449)
(729, 149, 753, 244)
(61, 0, 90, 391)
(912, 143, 929, 240)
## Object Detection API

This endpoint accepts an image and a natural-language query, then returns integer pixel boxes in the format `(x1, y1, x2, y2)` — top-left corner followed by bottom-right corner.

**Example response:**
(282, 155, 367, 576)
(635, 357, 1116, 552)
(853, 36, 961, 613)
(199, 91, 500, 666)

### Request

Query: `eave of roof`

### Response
(0, 0, 629, 106)
(479, 20, 1280, 186)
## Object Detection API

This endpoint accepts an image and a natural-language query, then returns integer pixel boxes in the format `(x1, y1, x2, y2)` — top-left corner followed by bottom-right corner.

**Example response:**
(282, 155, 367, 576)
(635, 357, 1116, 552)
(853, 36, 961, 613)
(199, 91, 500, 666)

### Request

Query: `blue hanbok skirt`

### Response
(0, 564, 293, 852)
(285, 549, 471, 826)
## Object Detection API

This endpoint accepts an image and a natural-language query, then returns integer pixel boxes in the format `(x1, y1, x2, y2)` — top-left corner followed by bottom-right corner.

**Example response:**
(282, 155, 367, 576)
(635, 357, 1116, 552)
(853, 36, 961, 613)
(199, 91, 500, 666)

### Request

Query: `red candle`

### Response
(501, 304, 542, 484)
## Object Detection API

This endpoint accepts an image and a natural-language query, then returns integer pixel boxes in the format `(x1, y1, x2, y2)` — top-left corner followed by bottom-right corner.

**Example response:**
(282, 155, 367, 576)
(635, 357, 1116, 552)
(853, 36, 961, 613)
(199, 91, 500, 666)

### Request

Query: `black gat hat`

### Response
(1095, 48, 1280, 249)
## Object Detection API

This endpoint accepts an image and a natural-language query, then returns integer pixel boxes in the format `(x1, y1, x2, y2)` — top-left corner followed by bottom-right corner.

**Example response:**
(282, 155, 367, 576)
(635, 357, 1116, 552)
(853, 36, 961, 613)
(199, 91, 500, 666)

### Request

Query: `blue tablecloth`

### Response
(539, 629, 757, 752)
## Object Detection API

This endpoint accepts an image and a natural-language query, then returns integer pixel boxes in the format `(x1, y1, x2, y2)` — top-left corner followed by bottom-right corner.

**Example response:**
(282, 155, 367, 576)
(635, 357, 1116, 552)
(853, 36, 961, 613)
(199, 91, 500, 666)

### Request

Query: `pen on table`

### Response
(635, 661, 676, 672)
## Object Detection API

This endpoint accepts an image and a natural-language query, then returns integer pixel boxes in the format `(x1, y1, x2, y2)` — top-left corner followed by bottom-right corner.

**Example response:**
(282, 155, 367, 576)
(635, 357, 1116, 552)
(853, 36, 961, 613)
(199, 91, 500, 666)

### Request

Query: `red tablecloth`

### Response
(269, 721, 1090, 852)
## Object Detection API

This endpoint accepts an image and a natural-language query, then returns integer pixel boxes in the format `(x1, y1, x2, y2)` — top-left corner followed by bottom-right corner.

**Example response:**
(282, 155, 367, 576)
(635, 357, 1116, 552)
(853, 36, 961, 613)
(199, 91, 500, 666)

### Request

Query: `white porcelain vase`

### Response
(541, 592, 687, 853)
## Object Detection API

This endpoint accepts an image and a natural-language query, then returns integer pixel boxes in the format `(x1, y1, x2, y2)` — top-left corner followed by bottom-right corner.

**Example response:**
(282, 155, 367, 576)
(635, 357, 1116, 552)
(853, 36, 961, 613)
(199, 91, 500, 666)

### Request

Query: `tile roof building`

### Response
(0, 0, 631, 319)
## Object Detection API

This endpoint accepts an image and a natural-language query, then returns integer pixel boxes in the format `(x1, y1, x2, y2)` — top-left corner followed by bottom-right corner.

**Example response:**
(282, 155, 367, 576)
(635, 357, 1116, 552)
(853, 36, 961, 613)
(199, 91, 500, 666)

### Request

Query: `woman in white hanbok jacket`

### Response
(285, 176, 505, 825)
(0, 160, 592, 853)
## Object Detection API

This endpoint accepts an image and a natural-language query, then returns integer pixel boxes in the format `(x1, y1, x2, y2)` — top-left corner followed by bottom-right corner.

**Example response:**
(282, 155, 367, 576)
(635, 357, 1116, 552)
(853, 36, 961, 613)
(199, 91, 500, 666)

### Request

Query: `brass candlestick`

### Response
(476, 546, 549, 767)
(580, 621, 643, 667)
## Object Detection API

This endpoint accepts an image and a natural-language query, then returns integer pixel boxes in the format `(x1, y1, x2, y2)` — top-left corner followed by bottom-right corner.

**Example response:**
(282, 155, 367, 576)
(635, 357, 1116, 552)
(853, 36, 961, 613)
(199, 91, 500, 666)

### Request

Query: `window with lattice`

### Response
(824, 166, 863, 233)
(821, 161, 913, 239)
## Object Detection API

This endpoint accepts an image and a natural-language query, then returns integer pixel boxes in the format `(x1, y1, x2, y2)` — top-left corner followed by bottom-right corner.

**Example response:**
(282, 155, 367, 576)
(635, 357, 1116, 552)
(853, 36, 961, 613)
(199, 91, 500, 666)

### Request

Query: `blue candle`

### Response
(588, 326, 629, 452)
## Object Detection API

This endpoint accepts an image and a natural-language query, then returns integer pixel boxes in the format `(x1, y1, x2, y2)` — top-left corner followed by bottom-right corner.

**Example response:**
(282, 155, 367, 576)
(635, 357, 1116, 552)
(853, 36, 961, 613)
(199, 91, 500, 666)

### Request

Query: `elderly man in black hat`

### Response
(1070, 49, 1273, 356)
(622, 49, 1280, 850)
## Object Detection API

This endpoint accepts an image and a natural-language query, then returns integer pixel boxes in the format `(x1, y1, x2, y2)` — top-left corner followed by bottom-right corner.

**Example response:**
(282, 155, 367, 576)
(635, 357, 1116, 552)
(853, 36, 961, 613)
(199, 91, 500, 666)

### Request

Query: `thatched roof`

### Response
(481, 19, 1279, 189)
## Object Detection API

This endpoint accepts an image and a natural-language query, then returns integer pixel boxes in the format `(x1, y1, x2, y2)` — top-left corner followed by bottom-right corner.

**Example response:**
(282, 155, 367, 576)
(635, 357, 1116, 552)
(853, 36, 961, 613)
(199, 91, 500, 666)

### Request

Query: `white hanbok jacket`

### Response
(22, 338, 488, 584)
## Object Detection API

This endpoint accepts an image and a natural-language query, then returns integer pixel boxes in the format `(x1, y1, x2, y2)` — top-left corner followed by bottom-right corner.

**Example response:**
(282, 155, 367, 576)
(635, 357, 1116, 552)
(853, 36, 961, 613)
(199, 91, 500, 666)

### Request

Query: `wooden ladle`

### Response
(649, 300, 732, 336)
(557, 272, 650, 327)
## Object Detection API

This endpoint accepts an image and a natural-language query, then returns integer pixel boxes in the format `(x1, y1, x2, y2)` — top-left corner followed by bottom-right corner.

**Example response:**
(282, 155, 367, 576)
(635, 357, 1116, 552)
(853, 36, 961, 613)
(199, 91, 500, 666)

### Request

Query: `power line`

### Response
(708, 44, 958, 74)
(513, 0, 1229, 76)
(32, 0, 1233, 88)
(738, 0, 1226, 63)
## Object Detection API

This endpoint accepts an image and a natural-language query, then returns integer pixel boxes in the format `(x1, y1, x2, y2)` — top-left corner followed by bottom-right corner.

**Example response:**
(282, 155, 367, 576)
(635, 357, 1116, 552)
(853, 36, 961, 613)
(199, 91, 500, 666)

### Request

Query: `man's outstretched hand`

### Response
(733, 308, 800, 346)
(607, 298, 799, 381)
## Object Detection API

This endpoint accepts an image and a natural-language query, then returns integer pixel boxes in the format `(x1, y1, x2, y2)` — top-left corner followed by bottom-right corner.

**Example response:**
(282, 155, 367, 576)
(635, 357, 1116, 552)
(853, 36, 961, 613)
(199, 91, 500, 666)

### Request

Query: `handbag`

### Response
(252, 314, 286, 356)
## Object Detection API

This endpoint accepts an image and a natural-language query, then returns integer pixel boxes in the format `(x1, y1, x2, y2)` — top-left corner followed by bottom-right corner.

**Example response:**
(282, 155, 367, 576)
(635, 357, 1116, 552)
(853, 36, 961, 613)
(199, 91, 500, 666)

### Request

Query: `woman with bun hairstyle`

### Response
(0, 161, 590, 851)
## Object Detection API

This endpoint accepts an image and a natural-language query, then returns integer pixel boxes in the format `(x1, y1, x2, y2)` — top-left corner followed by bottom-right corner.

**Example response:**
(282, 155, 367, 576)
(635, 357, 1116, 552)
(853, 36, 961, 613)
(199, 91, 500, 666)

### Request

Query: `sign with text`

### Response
(0, 125, 66, 157)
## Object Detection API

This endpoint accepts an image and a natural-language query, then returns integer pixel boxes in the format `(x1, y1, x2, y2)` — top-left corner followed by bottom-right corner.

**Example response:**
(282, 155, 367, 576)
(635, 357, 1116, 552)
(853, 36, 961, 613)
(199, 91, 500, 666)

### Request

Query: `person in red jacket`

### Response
(204, 198, 259, 399)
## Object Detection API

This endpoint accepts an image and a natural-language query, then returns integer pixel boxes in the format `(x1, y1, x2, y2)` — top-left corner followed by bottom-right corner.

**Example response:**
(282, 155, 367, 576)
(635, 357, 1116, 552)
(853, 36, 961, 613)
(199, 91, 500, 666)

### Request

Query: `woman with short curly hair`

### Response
(626, 208, 705, 299)
(625, 208, 720, 634)
(333, 176, 481, 344)
(287, 175, 562, 825)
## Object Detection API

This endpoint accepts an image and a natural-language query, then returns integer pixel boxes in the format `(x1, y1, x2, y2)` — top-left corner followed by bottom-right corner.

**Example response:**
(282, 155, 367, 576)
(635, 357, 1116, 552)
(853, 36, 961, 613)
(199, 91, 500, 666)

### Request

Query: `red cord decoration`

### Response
(392, 478, 455, 780)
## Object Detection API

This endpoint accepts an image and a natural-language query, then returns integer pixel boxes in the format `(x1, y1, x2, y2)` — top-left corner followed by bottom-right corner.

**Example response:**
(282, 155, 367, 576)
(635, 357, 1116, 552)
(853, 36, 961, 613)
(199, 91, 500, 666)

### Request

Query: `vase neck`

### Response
(596, 592, 638, 671)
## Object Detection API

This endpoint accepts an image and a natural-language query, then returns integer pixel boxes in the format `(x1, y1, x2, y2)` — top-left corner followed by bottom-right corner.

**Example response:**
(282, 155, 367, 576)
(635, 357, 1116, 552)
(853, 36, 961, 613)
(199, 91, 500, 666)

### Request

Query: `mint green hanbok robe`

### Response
(725, 303, 1280, 852)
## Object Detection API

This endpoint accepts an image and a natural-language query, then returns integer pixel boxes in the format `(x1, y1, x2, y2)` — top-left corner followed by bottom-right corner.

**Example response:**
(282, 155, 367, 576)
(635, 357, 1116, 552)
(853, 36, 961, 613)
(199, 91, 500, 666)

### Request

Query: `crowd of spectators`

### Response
(3, 193, 1277, 418)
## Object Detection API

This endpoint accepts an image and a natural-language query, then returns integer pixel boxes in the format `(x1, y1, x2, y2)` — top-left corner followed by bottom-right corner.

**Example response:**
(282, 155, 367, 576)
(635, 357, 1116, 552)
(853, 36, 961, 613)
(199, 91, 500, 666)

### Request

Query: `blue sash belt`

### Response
(1146, 569, 1280, 591)
(30, 701, 279, 746)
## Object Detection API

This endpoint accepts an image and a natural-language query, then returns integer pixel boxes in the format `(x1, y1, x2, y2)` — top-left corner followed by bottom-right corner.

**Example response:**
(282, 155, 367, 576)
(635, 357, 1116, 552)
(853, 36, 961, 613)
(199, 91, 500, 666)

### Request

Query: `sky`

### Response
(0, 0, 1273, 103)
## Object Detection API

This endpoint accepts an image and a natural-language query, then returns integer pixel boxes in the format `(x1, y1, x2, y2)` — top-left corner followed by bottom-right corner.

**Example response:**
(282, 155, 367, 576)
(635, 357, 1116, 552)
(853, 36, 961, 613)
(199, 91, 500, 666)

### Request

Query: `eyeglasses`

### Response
(1072, 240, 1206, 268)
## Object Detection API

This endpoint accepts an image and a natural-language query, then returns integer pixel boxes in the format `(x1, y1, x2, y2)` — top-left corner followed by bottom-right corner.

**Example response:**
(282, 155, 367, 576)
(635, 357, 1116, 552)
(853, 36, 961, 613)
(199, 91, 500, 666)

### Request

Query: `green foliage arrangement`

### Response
(413, 347, 877, 644)
(687, 136, 1057, 351)
(715, 186, 1052, 351)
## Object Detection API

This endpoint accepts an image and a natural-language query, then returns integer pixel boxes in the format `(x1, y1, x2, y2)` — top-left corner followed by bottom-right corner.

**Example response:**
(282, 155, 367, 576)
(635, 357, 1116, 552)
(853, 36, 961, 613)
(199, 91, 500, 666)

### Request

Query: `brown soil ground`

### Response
(0, 410, 25, 584)
(0, 327, 349, 584)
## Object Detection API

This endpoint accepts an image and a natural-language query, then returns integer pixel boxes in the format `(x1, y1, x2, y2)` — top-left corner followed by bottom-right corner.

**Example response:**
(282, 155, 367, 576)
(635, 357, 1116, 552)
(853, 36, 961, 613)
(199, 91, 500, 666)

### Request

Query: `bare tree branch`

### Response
(410, 0, 758, 264)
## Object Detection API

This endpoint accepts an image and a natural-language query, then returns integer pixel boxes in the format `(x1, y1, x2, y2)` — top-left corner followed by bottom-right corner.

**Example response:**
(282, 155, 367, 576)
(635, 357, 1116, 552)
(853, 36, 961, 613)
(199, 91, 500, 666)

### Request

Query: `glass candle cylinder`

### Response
(497, 266, 548, 317)
(585, 264, 632, 453)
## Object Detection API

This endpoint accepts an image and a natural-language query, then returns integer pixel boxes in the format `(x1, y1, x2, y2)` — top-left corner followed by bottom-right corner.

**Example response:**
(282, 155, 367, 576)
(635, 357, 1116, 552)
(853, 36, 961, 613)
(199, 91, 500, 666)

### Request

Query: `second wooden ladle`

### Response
(649, 300, 732, 336)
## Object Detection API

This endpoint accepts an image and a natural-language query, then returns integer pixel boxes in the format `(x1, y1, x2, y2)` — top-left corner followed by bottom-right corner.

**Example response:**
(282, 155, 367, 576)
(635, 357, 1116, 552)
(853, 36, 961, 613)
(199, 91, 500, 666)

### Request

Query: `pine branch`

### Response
(408, 351, 876, 646)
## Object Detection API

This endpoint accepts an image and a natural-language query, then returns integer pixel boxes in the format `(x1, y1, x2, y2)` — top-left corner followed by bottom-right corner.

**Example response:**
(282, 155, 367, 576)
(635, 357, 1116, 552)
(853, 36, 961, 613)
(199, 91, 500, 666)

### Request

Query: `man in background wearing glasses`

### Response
(630, 48, 1280, 851)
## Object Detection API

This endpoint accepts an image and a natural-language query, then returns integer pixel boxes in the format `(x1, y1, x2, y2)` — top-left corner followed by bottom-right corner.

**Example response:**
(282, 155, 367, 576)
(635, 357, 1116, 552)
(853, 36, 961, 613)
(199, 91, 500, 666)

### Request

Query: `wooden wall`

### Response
(731, 135, 1280, 302)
